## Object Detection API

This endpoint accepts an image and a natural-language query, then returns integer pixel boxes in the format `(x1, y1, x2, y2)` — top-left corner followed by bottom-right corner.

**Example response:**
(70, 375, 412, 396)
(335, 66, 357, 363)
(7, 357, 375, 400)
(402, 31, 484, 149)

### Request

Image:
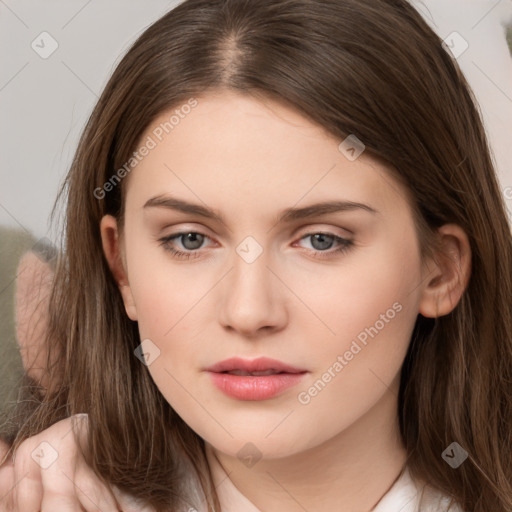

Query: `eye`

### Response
(158, 230, 354, 261)
(294, 232, 353, 259)
(158, 231, 212, 260)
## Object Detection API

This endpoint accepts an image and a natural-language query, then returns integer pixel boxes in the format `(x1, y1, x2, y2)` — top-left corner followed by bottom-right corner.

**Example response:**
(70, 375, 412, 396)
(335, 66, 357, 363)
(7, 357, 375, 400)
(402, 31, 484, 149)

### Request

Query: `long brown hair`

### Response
(7, 0, 512, 510)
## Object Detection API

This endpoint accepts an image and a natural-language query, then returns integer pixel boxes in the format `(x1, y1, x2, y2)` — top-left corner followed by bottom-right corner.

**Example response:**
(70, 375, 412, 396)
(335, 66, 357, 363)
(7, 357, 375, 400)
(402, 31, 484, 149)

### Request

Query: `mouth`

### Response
(205, 357, 308, 400)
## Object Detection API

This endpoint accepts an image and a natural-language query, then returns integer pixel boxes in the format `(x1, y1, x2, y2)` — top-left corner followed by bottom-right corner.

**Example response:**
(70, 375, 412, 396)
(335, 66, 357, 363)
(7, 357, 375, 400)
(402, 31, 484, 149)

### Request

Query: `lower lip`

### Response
(207, 371, 307, 400)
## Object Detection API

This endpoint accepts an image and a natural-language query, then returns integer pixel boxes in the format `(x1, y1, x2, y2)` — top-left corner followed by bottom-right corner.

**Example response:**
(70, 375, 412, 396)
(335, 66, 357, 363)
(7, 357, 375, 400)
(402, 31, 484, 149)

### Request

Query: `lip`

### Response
(205, 357, 308, 401)
(205, 356, 307, 374)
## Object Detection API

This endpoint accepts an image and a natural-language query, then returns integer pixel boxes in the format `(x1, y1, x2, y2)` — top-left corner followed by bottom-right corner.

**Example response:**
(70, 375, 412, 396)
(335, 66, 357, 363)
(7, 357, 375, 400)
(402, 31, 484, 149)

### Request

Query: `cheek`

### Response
(126, 230, 211, 340)
(126, 250, 219, 412)
(128, 264, 209, 422)
(292, 229, 422, 360)
(131, 276, 211, 367)
(286, 242, 420, 443)
(290, 228, 422, 421)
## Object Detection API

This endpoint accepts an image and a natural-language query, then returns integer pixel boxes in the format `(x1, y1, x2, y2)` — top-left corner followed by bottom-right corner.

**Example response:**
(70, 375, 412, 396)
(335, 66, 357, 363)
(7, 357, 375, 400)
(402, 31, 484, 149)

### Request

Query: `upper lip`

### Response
(205, 357, 307, 374)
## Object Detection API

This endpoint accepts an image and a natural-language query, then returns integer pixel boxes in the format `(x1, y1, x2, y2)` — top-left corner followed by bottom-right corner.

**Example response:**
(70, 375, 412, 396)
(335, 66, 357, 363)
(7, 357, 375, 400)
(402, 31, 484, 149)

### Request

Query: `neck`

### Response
(206, 378, 408, 512)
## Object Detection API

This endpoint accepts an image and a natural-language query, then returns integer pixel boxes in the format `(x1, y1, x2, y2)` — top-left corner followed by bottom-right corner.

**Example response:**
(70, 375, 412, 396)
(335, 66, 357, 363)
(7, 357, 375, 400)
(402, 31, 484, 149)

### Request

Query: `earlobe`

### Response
(99, 215, 138, 321)
(418, 224, 472, 318)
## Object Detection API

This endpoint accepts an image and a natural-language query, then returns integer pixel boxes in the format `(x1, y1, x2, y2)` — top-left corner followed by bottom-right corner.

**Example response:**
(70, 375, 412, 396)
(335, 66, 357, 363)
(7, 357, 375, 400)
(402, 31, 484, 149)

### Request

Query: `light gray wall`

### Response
(1, 0, 511, 243)
(416, 0, 512, 222)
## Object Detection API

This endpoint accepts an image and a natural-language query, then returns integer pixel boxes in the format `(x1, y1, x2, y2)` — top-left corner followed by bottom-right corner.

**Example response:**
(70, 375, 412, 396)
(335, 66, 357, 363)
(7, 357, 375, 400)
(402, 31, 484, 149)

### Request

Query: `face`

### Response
(107, 90, 430, 460)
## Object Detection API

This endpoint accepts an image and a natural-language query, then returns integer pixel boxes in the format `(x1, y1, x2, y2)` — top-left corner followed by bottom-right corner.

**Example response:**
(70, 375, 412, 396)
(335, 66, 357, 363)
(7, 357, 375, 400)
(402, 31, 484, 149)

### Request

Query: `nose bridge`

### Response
(230, 234, 275, 303)
(218, 233, 287, 334)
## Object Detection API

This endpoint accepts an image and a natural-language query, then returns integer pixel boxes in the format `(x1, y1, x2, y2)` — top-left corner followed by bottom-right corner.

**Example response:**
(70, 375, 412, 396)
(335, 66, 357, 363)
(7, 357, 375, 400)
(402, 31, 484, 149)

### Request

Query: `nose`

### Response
(218, 242, 288, 339)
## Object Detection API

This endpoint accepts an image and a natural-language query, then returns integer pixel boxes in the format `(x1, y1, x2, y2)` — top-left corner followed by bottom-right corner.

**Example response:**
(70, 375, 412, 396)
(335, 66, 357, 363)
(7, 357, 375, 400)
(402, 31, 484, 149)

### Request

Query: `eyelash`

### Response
(158, 231, 354, 261)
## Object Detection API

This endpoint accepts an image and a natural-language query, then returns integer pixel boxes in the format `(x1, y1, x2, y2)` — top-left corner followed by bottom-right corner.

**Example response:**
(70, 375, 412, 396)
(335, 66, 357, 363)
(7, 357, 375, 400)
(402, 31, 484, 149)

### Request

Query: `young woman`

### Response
(1, 0, 511, 510)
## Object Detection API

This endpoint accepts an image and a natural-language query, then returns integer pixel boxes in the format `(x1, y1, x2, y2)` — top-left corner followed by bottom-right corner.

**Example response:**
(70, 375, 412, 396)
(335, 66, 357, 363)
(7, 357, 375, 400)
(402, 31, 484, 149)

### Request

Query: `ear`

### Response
(100, 215, 138, 321)
(418, 224, 472, 318)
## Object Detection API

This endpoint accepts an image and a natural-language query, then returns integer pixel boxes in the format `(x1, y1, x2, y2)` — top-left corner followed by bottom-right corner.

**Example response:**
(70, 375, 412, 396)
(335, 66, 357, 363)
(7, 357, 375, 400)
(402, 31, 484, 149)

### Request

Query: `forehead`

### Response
(124, 91, 411, 221)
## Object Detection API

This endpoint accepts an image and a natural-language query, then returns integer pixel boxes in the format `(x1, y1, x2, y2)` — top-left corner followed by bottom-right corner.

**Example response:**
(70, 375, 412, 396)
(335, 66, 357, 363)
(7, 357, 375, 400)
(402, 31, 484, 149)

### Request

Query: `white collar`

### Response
(371, 465, 462, 512)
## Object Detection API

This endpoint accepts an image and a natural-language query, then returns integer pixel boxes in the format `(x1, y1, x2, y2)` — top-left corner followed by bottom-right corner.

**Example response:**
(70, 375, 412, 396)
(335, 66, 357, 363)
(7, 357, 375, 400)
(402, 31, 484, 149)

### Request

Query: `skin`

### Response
(100, 90, 471, 511)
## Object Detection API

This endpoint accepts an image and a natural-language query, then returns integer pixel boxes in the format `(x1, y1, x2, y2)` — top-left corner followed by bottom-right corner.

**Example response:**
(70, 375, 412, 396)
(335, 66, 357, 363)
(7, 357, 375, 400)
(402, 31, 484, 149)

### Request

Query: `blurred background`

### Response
(0, 0, 512, 421)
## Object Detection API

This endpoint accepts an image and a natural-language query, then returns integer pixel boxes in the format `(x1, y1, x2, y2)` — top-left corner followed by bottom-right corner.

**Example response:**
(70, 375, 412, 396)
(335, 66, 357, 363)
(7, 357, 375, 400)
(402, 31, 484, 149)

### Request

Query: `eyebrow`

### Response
(143, 195, 378, 224)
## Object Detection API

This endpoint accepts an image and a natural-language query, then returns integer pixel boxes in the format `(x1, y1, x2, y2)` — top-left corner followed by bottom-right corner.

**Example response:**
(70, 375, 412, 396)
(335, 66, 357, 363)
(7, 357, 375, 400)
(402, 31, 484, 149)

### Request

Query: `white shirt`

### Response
(182, 448, 465, 512)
